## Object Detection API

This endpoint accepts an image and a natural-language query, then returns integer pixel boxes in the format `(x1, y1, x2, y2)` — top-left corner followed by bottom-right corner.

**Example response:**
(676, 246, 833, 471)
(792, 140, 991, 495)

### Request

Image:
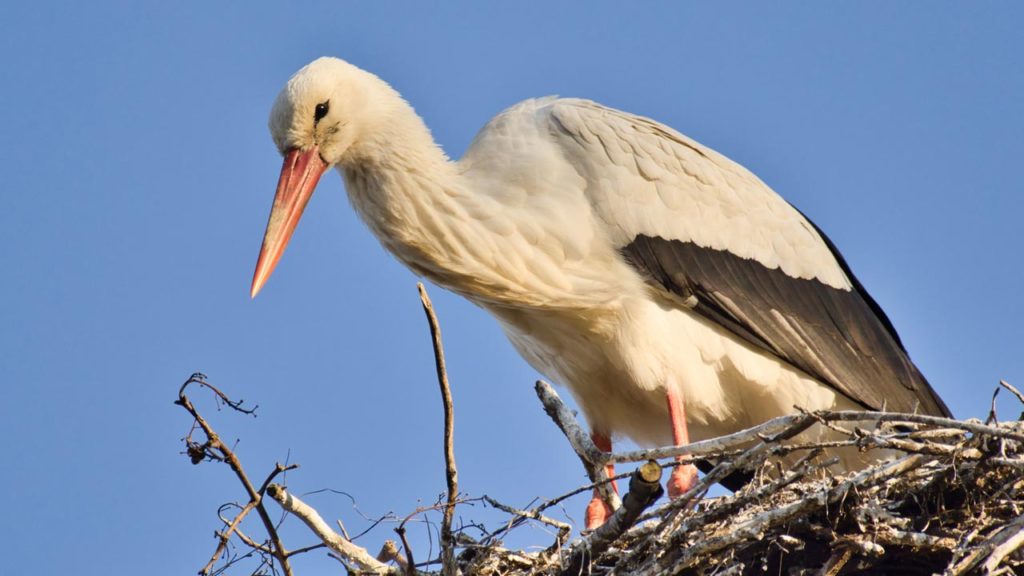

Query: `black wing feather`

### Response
(622, 233, 950, 417)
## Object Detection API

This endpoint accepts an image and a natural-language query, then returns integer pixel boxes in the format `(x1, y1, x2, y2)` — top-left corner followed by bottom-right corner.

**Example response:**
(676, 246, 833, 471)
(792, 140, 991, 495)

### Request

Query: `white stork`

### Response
(251, 57, 950, 528)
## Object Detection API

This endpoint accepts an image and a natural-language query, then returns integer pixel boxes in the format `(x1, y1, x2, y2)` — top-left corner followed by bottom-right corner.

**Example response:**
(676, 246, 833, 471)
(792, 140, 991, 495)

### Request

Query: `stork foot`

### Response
(585, 430, 618, 529)
(667, 462, 699, 499)
(585, 494, 614, 530)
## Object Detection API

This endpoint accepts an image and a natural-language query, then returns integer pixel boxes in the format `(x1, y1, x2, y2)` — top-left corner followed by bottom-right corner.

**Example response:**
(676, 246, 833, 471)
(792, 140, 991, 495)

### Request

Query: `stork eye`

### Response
(314, 101, 329, 123)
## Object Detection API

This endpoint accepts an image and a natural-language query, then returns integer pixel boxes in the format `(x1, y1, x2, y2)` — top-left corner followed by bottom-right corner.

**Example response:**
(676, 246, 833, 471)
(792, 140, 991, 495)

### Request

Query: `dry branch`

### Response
(265, 483, 397, 575)
(176, 373, 293, 576)
(417, 283, 459, 576)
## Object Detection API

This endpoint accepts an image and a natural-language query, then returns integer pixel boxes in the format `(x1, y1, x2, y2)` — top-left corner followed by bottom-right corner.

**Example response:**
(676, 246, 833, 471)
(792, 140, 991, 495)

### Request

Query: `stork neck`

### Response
(340, 105, 485, 290)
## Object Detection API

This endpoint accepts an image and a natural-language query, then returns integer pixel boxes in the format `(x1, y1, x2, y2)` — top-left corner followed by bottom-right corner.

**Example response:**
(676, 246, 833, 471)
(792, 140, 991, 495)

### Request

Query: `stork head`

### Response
(252, 57, 394, 297)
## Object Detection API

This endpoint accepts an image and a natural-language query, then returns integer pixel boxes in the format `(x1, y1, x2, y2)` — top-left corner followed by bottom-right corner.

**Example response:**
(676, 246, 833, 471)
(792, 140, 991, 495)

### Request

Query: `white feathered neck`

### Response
(336, 84, 535, 305)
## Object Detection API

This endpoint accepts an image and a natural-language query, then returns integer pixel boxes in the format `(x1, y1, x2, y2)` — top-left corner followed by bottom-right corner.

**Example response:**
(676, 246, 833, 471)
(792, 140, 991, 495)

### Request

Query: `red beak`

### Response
(251, 147, 329, 298)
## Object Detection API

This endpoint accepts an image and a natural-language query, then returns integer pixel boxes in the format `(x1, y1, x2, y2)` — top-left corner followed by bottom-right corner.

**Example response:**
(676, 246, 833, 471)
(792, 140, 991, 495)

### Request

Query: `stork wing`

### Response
(545, 99, 950, 417)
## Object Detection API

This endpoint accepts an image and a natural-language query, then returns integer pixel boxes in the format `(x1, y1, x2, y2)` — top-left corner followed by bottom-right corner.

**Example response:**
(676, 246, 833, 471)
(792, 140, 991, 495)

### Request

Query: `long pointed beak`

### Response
(251, 147, 329, 298)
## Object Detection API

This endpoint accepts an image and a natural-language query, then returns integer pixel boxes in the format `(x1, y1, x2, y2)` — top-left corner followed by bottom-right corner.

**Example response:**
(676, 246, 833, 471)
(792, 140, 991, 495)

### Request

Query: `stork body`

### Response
(253, 58, 950, 527)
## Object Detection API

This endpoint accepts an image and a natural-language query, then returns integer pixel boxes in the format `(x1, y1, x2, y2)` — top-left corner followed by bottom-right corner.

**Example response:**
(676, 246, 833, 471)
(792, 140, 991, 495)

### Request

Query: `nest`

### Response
(457, 408, 1024, 576)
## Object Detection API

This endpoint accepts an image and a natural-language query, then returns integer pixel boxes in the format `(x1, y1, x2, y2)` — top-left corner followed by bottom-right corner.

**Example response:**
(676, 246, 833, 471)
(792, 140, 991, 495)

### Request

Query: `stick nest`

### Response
(457, 415, 1024, 576)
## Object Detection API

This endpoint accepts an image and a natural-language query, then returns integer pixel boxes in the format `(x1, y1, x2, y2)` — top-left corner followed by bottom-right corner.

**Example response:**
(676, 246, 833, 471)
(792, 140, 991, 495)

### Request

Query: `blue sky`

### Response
(1, 2, 1021, 574)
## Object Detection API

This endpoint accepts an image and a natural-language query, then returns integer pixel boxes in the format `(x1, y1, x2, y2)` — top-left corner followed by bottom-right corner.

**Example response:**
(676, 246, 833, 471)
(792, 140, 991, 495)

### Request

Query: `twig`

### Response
(989, 386, 1002, 425)
(608, 413, 817, 463)
(602, 410, 1024, 466)
(820, 411, 1024, 443)
(265, 483, 397, 575)
(1000, 380, 1024, 406)
(216, 503, 273, 555)
(205, 500, 261, 573)
(177, 372, 258, 416)
(1000, 380, 1024, 422)
(417, 283, 459, 576)
(394, 524, 417, 576)
(259, 463, 299, 494)
(483, 496, 571, 544)
(176, 374, 292, 576)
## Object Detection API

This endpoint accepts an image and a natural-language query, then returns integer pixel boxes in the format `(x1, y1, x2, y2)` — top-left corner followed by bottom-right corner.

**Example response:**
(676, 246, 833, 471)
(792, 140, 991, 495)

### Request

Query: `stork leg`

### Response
(584, 431, 618, 529)
(665, 387, 699, 498)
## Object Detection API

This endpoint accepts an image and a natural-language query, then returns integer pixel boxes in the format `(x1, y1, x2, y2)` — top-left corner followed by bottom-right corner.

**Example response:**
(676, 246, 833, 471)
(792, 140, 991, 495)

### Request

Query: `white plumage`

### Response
(252, 57, 948, 526)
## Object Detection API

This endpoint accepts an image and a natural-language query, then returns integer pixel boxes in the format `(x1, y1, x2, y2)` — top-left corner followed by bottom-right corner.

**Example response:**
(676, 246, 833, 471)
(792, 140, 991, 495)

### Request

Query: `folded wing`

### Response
(544, 99, 950, 416)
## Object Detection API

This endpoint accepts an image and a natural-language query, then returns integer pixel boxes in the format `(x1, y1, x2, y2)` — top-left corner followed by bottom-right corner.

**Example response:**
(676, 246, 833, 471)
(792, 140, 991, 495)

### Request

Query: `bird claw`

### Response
(585, 495, 614, 529)
(667, 463, 698, 499)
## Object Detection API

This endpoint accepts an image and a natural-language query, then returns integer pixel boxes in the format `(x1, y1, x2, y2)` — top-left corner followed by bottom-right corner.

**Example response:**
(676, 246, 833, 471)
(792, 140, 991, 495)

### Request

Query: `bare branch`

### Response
(483, 495, 571, 545)
(605, 409, 1024, 464)
(394, 524, 417, 576)
(175, 374, 292, 576)
(178, 372, 258, 416)
(417, 283, 459, 576)
(608, 412, 817, 464)
(265, 483, 397, 575)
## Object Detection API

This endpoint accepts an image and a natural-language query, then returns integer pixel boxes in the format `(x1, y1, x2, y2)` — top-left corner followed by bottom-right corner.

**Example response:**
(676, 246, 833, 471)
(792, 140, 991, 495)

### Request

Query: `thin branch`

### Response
(606, 409, 1024, 465)
(1000, 380, 1024, 423)
(417, 283, 459, 576)
(178, 372, 258, 416)
(176, 374, 292, 576)
(260, 463, 300, 494)
(394, 524, 417, 576)
(204, 500, 261, 574)
(609, 412, 818, 464)
(483, 495, 571, 544)
(265, 483, 397, 575)
(216, 503, 274, 556)
(819, 410, 1024, 443)
(1000, 380, 1024, 406)
(287, 542, 328, 559)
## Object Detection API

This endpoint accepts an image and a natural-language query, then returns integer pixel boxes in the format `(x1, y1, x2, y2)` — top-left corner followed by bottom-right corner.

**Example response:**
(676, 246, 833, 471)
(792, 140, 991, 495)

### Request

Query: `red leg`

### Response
(666, 388, 699, 498)
(584, 431, 619, 529)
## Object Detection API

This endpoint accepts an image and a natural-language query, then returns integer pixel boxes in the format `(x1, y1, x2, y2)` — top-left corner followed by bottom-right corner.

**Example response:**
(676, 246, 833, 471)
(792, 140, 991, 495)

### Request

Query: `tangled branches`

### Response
(548, 395, 1024, 575)
(459, 382, 1024, 576)
(177, 285, 1024, 575)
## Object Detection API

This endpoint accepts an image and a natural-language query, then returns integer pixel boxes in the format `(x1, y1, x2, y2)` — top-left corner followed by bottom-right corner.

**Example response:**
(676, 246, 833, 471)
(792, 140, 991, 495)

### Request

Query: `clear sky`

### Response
(1, 2, 1021, 574)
